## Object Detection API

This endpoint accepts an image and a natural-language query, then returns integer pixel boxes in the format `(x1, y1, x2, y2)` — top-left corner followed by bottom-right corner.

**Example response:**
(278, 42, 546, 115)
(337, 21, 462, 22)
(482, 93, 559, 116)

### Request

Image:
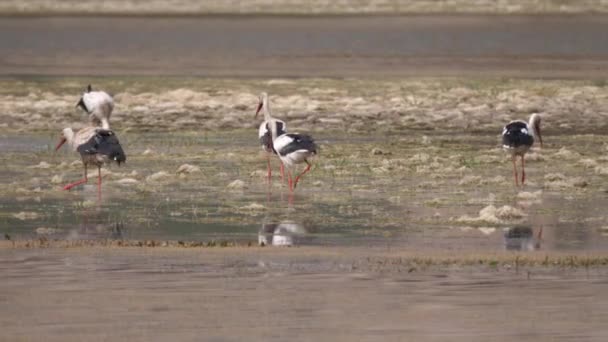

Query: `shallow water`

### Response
(2, 130, 608, 253)
(1, 248, 608, 341)
(2, 15, 608, 77)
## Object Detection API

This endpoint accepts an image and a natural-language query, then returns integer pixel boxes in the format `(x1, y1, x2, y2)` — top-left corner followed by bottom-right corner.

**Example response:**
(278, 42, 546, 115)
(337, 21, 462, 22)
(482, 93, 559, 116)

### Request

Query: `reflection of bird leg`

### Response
(534, 227, 543, 249)
(64, 163, 88, 190)
(293, 160, 312, 189)
(97, 166, 102, 201)
(512, 155, 519, 187)
(521, 155, 526, 185)
(266, 154, 272, 182)
(288, 170, 294, 192)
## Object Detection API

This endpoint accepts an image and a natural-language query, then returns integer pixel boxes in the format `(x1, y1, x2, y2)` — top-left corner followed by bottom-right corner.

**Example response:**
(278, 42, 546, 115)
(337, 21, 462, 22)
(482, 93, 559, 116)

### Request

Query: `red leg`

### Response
(521, 155, 526, 185)
(288, 171, 294, 192)
(63, 164, 88, 191)
(266, 154, 272, 182)
(512, 156, 519, 187)
(293, 161, 312, 189)
(280, 162, 285, 182)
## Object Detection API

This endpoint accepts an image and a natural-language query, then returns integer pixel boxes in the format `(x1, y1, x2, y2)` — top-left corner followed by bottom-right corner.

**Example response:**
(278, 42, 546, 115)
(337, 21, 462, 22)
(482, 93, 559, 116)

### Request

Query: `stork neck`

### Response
(268, 119, 278, 142)
(101, 118, 110, 130)
(262, 95, 273, 122)
(528, 114, 539, 137)
(64, 128, 75, 148)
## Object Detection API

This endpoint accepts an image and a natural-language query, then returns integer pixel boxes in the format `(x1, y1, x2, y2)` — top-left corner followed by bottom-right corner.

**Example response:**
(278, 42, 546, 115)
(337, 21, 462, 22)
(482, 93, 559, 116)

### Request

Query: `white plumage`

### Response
(272, 134, 316, 169)
(60, 126, 99, 152)
(76, 85, 114, 129)
(258, 119, 287, 153)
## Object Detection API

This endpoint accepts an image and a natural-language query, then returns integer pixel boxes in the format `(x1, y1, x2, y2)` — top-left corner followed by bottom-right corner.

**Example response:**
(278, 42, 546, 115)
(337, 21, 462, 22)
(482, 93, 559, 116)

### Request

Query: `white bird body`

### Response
(61, 126, 98, 152)
(272, 133, 317, 169)
(259, 119, 286, 154)
(77, 85, 114, 129)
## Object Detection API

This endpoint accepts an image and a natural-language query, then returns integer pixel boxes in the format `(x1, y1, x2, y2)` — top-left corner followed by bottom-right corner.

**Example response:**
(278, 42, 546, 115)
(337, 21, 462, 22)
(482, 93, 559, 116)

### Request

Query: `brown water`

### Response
(1, 247, 608, 341)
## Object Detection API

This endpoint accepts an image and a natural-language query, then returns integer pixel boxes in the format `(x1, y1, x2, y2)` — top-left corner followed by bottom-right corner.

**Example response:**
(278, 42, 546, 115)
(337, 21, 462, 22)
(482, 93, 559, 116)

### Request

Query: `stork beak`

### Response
(536, 126, 543, 148)
(55, 137, 67, 151)
(255, 101, 263, 118)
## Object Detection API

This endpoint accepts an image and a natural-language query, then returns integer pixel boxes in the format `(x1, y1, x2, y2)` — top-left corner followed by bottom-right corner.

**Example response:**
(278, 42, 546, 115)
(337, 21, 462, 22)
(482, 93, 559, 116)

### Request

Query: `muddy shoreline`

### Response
(3, 240, 608, 270)
(3, 77, 608, 134)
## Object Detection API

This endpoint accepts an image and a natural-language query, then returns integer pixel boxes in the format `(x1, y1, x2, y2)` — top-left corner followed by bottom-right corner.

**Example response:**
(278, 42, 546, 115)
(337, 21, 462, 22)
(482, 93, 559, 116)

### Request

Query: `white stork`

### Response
(255, 92, 287, 182)
(502, 113, 543, 186)
(256, 93, 318, 192)
(76, 84, 114, 129)
(55, 126, 126, 196)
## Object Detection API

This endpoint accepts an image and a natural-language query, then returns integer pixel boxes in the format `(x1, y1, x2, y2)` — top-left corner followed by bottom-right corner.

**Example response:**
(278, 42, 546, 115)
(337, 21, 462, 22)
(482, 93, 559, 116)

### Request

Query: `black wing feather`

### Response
(77, 129, 127, 164)
(502, 121, 534, 148)
(278, 134, 318, 156)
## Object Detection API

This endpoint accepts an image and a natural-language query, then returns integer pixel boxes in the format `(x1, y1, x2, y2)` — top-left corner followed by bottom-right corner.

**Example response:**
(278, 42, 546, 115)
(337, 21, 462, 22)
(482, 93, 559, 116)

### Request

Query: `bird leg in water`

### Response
(97, 166, 102, 200)
(534, 226, 544, 249)
(293, 161, 312, 189)
(266, 154, 272, 181)
(287, 170, 294, 192)
(512, 156, 519, 187)
(63, 164, 88, 190)
(521, 155, 526, 185)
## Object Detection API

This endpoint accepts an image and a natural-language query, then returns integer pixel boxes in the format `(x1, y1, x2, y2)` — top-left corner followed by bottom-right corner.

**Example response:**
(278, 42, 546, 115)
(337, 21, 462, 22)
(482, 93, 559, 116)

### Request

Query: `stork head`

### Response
(255, 92, 269, 118)
(76, 97, 88, 113)
(529, 113, 542, 147)
(75, 84, 93, 113)
(55, 128, 74, 151)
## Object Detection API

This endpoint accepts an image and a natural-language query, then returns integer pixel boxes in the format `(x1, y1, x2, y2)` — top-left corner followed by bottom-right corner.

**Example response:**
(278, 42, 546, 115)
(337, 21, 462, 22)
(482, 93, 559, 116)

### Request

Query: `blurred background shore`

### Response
(2, 0, 608, 15)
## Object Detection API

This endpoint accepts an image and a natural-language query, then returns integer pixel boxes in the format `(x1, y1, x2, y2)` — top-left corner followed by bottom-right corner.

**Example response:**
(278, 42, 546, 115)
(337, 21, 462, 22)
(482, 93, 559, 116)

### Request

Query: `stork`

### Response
(256, 94, 318, 192)
(76, 84, 114, 129)
(55, 126, 126, 196)
(502, 113, 543, 186)
(255, 92, 287, 182)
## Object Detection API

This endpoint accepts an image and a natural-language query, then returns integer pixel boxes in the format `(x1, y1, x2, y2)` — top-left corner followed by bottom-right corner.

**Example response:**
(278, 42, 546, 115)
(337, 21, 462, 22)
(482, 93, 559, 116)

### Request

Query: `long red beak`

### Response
(254, 101, 263, 118)
(536, 126, 543, 147)
(55, 137, 67, 151)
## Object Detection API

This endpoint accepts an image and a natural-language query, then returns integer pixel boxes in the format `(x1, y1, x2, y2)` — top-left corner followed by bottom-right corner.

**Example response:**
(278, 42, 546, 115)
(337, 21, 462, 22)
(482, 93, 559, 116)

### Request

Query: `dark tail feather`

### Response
(77, 130, 127, 164)
(296, 134, 318, 154)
